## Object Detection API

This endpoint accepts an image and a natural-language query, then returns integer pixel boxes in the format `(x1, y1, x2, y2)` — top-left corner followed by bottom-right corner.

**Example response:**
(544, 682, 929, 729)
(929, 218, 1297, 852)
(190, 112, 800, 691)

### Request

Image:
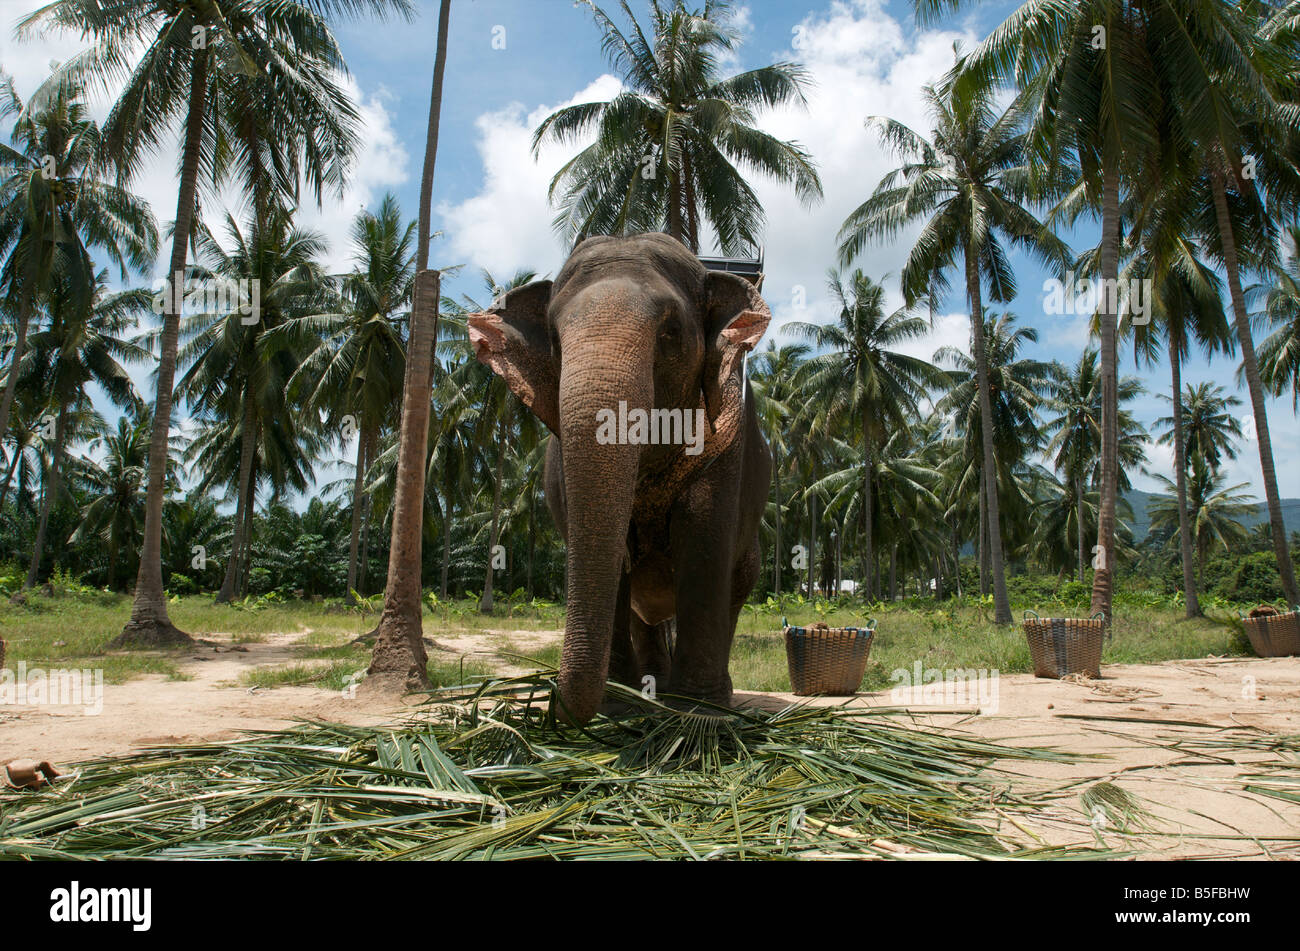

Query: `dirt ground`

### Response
(3, 630, 1297, 859)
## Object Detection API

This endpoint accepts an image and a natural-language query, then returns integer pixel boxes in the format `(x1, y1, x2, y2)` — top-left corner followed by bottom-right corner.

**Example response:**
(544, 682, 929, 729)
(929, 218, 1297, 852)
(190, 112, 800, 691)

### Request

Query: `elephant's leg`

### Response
(665, 482, 740, 706)
(631, 613, 671, 690)
(607, 570, 639, 690)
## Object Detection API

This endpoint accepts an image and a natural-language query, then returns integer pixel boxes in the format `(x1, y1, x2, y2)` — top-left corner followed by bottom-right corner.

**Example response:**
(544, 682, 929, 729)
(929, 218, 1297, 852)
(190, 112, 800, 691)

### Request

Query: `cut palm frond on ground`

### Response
(0, 673, 1125, 860)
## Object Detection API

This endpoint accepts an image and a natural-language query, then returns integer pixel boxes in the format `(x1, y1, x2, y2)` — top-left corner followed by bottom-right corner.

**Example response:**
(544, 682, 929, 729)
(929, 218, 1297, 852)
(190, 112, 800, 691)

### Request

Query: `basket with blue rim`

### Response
(781, 616, 876, 696)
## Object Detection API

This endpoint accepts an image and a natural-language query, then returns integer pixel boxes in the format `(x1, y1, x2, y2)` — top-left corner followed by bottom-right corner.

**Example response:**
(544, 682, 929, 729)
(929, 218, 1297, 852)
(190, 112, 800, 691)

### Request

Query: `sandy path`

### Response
(737, 656, 1300, 859)
(4, 634, 1297, 858)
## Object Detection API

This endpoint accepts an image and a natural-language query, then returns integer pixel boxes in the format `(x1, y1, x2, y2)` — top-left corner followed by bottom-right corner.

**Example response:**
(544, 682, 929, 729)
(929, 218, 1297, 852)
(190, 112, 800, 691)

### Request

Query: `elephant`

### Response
(467, 232, 773, 725)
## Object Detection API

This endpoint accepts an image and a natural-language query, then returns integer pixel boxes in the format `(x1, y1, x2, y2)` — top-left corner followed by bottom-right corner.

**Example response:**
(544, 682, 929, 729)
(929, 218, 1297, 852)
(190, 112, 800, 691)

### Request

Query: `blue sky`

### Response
(2, 0, 1296, 506)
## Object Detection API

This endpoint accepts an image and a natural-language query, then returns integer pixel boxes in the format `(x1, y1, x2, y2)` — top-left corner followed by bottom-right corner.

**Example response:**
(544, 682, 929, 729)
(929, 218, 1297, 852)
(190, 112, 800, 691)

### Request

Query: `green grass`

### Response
(735, 594, 1251, 692)
(0, 586, 1255, 695)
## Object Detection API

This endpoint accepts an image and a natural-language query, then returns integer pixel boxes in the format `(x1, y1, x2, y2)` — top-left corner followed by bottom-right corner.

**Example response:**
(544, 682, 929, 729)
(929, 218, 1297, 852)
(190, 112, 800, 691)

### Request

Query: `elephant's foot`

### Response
(663, 674, 733, 712)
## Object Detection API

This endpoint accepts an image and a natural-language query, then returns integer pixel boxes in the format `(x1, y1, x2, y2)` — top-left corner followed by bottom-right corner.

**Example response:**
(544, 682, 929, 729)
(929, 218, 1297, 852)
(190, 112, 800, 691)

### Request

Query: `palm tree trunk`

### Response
(966, 246, 1012, 623)
(526, 485, 536, 599)
(358, 426, 376, 596)
(238, 476, 255, 597)
(368, 0, 451, 688)
(684, 150, 699, 253)
(773, 448, 782, 597)
(344, 422, 370, 604)
(861, 426, 874, 601)
(807, 491, 817, 598)
(1090, 160, 1122, 623)
(1169, 354, 1201, 617)
(113, 51, 211, 647)
(24, 407, 66, 590)
(0, 440, 20, 512)
(889, 543, 897, 601)
(1210, 170, 1300, 605)
(1076, 475, 1086, 584)
(216, 402, 256, 604)
(0, 296, 33, 458)
(977, 474, 987, 594)
(480, 419, 505, 613)
(440, 493, 452, 600)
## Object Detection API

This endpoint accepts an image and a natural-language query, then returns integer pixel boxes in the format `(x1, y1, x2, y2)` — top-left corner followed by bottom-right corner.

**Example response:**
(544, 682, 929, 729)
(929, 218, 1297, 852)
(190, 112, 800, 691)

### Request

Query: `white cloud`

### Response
(436, 74, 624, 284)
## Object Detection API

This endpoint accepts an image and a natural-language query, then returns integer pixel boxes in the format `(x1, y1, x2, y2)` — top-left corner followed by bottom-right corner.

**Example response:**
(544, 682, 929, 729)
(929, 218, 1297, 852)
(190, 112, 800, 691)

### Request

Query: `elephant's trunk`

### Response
(554, 319, 651, 725)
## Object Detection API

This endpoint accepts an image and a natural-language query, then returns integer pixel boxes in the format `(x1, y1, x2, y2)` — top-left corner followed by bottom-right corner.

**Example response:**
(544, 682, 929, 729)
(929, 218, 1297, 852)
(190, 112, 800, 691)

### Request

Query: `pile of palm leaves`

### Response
(0, 675, 1110, 860)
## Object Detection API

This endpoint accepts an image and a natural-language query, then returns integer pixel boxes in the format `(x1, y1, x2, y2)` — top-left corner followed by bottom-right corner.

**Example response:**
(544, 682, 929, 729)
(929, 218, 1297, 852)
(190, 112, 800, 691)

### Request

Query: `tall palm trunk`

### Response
(966, 245, 1012, 623)
(1090, 161, 1122, 623)
(216, 402, 257, 604)
(114, 52, 210, 647)
(344, 421, 370, 604)
(480, 419, 505, 614)
(24, 407, 66, 590)
(977, 472, 987, 594)
(0, 297, 33, 457)
(807, 490, 817, 597)
(860, 420, 874, 600)
(1210, 170, 1299, 605)
(1169, 354, 1201, 617)
(773, 447, 782, 597)
(0, 441, 20, 511)
(440, 492, 452, 600)
(1076, 475, 1086, 584)
(367, 0, 451, 688)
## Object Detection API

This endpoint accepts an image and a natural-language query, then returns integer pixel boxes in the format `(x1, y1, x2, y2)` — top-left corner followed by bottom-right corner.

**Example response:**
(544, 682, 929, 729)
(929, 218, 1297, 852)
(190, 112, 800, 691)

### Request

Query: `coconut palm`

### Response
(71, 404, 152, 590)
(176, 207, 333, 602)
(786, 270, 946, 601)
(267, 193, 414, 603)
(1149, 461, 1256, 588)
(0, 73, 156, 479)
(368, 0, 452, 690)
(1256, 223, 1300, 409)
(20, 0, 413, 644)
(1043, 349, 1147, 584)
(750, 341, 809, 597)
(532, 0, 822, 253)
(1156, 383, 1243, 478)
(838, 60, 1069, 623)
(18, 271, 150, 588)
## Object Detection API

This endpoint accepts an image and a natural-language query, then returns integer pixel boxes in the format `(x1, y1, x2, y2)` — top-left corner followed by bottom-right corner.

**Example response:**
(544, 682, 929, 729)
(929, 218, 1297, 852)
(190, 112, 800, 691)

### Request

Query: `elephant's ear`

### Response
(702, 271, 770, 436)
(467, 280, 559, 433)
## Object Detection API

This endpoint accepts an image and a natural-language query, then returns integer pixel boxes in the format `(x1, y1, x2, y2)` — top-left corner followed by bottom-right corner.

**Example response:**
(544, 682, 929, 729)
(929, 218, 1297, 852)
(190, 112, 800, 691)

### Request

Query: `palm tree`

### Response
(838, 62, 1068, 623)
(367, 0, 451, 690)
(176, 207, 332, 603)
(71, 406, 151, 590)
(18, 272, 150, 588)
(1155, 383, 1243, 478)
(786, 270, 945, 601)
(532, 0, 822, 253)
(1149, 460, 1256, 589)
(270, 194, 413, 603)
(21, 0, 413, 645)
(0, 73, 156, 477)
(1043, 349, 1147, 585)
(935, 312, 1052, 589)
(443, 269, 541, 614)
(1127, 200, 1232, 618)
(1256, 223, 1300, 409)
(749, 341, 809, 598)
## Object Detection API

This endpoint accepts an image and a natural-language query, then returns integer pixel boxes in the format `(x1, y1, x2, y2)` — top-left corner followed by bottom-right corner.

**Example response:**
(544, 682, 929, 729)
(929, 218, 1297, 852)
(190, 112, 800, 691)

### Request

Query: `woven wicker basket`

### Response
(782, 617, 876, 696)
(1022, 611, 1106, 679)
(1240, 607, 1300, 657)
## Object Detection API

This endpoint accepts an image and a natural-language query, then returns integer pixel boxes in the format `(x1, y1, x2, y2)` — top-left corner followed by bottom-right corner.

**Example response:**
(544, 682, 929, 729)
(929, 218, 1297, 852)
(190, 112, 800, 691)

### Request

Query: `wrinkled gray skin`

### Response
(468, 233, 773, 725)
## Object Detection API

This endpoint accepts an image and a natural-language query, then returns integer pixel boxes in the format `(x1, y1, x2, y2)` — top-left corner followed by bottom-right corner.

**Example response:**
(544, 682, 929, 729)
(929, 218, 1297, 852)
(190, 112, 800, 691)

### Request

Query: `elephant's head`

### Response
(467, 233, 770, 723)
